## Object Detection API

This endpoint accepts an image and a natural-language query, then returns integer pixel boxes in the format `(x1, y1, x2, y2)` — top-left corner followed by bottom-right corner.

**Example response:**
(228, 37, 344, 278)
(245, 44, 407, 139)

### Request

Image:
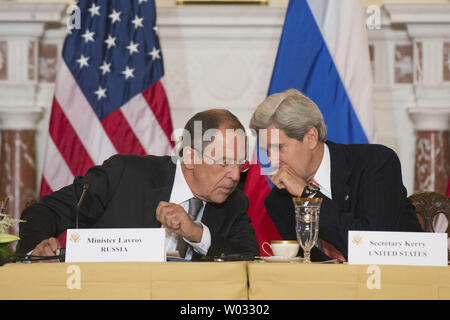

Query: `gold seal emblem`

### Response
(352, 235, 362, 246)
(70, 232, 81, 243)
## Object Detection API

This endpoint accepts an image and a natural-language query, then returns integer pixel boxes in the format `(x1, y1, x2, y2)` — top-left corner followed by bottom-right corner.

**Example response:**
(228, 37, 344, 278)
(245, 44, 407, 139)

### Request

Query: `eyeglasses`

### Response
(193, 149, 250, 173)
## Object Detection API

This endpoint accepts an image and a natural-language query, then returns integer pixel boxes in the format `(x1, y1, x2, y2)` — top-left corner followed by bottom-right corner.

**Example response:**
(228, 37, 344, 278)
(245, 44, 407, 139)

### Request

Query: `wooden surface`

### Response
(0, 261, 249, 300)
(248, 262, 450, 300)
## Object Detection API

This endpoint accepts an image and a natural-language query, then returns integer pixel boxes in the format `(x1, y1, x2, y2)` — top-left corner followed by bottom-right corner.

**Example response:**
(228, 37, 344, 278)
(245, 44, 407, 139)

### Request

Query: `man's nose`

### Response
(269, 152, 280, 168)
(227, 165, 241, 181)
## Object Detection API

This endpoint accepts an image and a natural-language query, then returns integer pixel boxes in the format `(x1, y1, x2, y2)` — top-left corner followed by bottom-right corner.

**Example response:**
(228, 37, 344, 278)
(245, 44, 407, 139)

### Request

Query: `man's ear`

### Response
(303, 127, 319, 150)
(182, 147, 195, 169)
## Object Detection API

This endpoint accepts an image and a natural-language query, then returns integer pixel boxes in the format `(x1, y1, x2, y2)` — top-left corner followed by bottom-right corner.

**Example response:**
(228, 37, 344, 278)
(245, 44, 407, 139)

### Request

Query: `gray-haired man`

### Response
(250, 89, 421, 261)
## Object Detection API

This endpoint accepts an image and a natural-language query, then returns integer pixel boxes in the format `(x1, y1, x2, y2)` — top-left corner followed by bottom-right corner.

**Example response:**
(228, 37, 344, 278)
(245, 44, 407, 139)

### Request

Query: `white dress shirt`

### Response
(312, 143, 333, 200)
(164, 161, 211, 260)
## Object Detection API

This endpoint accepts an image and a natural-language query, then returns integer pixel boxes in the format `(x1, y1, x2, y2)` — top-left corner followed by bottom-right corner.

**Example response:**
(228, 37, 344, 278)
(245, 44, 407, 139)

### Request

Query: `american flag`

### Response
(40, 0, 174, 197)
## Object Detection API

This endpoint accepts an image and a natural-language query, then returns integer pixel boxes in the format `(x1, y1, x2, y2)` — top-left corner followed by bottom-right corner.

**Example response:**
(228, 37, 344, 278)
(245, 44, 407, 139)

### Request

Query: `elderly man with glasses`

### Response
(16, 109, 259, 261)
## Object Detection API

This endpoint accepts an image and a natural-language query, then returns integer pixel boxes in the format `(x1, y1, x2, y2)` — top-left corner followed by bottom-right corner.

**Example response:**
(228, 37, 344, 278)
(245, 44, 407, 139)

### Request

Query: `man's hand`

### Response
(156, 201, 203, 243)
(268, 166, 307, 197)
(31, 237, 61, 263)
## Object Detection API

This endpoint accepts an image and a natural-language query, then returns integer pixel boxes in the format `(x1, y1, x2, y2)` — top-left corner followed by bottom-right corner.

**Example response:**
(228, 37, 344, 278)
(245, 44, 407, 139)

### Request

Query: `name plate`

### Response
(65, 228, 166, 262)
(348, 231, 448, 266)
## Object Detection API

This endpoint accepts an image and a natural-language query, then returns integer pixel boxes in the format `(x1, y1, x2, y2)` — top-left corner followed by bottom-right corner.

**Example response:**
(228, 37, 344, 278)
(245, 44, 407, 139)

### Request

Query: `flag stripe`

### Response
(268, 0, 369, 144)
(142, 80, 175, 147)
(244, 164, 282, 251)
(41, 135, 75, 194)
(101, 108, 147, 155)
(48, 98, 95, 177)
(39, 177, 53, 199)
(54, 61, 118, 164)
(39, 1, 174, 199)
(306, 0, 375, 142)
(120, 82, 174, 155)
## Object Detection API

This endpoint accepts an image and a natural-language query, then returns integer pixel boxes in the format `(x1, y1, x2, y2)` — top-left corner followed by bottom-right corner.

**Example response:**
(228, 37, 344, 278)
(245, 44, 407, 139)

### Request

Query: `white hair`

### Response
(250, 89, 327, 142)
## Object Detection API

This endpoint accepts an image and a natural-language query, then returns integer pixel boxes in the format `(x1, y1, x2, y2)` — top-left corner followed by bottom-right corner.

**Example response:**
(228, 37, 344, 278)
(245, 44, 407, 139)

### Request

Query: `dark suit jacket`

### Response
(264, 141, 422, 260)
(16, 155, 259, 259)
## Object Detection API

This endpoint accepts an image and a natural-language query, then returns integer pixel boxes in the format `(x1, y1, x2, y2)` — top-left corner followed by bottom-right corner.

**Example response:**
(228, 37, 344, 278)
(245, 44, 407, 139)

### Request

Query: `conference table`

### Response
(1, 261, 449, 300)
(0, 261, 248, 300)
(247, 262, 450, 300)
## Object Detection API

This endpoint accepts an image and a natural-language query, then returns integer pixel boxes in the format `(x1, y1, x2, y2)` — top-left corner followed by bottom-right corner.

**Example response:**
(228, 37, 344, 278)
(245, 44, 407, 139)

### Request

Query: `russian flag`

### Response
(244, 0, 376, 254)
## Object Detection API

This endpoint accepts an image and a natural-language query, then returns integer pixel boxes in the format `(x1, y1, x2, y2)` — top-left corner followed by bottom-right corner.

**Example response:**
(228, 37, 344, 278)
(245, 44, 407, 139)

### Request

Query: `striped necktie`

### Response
(176, 197, 203, 258)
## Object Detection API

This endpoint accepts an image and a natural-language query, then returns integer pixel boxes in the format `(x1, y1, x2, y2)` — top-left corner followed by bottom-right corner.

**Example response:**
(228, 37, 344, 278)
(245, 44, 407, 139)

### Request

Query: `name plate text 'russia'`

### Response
(65, 228, 166, 262)
(348, 231, 448, 266)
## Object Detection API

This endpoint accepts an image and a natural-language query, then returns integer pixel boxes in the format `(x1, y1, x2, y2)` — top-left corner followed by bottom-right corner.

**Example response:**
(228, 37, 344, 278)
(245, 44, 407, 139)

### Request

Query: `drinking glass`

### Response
(293, 197, 322, 263)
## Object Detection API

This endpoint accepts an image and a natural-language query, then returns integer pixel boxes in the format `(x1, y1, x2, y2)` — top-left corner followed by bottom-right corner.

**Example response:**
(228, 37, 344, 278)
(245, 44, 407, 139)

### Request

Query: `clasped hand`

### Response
(31, 237, 61, 263)
(268, 165, 307, 197)
(156, 201, 203, 243)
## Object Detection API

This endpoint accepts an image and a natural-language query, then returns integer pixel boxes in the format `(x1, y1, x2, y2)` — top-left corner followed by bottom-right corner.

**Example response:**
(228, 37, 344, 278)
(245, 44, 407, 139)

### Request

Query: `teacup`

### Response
(262, 240, 300, 258)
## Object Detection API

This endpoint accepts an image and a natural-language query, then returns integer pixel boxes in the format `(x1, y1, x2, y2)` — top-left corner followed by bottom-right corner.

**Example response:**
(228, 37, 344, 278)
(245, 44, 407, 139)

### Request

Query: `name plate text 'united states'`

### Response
(348, 231, 448, 266)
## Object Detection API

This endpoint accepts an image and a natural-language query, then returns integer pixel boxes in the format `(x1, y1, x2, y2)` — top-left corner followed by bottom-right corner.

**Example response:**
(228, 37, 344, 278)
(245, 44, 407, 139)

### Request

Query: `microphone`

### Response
(75, 183, 90, 229)
(0, 253, 67, 266)
(2, 186, 91, 266)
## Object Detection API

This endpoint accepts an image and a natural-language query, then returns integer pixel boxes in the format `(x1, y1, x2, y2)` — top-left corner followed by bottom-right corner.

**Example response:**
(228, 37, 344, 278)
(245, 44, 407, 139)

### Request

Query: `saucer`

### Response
(257, 256, 303, 263)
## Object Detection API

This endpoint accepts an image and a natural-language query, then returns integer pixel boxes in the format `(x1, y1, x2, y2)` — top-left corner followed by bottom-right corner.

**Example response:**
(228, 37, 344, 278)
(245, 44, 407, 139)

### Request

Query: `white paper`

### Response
(348, 230, 447, 266)
(65, 228, 166, 262)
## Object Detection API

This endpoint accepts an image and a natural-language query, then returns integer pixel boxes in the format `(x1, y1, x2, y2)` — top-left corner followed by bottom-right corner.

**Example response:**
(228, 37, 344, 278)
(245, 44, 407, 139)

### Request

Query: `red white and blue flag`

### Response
(245, 0, 375, 254)
(40, 0, 174, 197)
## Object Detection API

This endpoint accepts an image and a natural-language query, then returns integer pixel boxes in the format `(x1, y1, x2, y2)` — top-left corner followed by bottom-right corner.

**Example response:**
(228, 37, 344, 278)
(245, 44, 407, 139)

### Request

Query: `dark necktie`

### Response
(176, 197, 203, 258)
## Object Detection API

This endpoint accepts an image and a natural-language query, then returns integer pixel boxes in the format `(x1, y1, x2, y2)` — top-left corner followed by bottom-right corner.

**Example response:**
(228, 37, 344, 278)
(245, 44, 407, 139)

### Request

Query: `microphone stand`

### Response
(0, 183, 91, 266)
(75, 184, 90, 229)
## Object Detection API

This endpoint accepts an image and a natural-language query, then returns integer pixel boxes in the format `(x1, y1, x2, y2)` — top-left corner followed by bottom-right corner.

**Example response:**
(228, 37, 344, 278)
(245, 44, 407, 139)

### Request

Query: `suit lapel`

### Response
(144, 159, 176, 227)
(265, 188, 296, 240)
(201, 202, 226, 234)
(327, 141, 351, 211)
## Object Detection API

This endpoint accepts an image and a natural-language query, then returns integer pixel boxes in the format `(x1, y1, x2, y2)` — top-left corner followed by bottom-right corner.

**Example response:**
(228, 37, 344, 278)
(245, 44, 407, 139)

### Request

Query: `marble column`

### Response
(407, 32, 450, 195)
(0, 109, 43, 251)
(409, 108, 450, 194)
(0, 2, 66, 252)
(368, 25, 416, 194)
(384, 4, 450, 195)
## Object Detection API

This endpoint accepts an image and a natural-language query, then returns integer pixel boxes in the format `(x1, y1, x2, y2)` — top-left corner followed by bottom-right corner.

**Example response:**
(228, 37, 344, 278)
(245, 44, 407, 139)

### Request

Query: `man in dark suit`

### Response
(17, 109, 259, 260)
(250, 89, 422, 261)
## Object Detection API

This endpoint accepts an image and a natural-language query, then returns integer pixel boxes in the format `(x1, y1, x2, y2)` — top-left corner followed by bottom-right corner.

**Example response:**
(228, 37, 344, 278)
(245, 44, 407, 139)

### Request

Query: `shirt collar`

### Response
(313, 143, 332, 199)
(169, 161, 195, 205)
